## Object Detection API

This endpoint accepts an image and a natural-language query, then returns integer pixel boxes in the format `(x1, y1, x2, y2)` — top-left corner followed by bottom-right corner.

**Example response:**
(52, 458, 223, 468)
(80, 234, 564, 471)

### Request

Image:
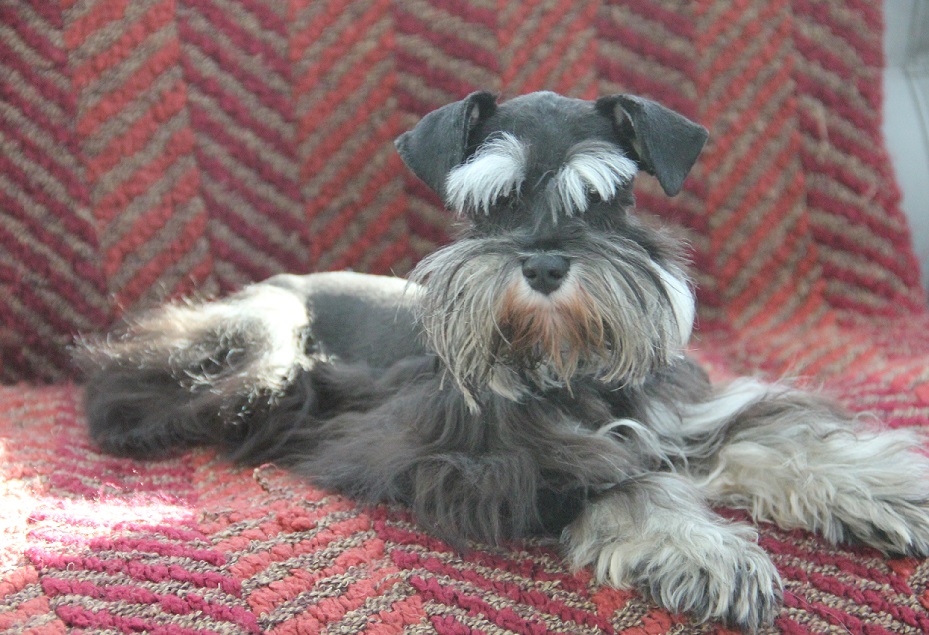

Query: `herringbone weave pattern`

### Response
(4, 1, 929, 633)
(3, 0, 925, 381)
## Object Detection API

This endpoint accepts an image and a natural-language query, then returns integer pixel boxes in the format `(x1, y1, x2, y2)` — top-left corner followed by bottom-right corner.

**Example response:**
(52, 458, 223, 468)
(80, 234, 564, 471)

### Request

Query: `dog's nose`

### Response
(522, 254, 570, 294)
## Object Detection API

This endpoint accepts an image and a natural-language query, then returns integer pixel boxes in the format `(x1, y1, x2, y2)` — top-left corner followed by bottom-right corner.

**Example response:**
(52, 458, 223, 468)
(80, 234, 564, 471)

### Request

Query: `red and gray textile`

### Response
(3, 1, 929, 633)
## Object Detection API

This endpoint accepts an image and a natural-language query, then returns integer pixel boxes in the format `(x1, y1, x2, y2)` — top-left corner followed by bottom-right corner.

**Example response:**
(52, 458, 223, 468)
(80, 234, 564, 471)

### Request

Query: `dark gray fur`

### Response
(77, 92, 929, 632)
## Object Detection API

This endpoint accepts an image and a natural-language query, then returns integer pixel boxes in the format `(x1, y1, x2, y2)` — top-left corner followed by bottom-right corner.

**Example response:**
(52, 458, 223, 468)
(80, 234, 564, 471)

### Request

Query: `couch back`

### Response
(1, 0, 923, 382)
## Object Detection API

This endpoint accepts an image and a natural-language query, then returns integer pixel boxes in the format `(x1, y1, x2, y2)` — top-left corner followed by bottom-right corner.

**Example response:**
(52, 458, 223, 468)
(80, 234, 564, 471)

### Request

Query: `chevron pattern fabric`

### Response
(2, 0, 926, 381)
(5, 377, 929, 635)
(3, 0, 929, 633)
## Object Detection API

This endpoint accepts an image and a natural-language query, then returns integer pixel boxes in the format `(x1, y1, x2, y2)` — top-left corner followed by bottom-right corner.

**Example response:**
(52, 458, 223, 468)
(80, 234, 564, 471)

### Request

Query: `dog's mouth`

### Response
(493, 280, 613, 384)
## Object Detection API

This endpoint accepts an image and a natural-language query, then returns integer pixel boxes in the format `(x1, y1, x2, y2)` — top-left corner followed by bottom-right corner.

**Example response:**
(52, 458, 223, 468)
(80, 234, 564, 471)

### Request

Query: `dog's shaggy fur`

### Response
(78, 91, 929, 631)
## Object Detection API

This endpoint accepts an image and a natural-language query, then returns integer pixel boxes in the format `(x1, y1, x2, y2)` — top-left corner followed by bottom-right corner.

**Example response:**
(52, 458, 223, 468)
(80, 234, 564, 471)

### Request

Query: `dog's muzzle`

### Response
(410, 234, 695, 407)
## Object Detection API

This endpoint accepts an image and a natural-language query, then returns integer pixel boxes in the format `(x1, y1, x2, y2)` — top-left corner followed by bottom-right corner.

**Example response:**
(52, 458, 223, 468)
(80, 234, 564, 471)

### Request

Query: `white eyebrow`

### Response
(553, 142, 638, 215)
(445, 133, 528, 215)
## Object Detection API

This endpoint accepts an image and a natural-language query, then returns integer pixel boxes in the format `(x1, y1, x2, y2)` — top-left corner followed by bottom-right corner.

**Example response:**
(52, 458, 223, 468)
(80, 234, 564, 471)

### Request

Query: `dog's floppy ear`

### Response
(395, 91, 498, 201)
(596, 94, 708, 196)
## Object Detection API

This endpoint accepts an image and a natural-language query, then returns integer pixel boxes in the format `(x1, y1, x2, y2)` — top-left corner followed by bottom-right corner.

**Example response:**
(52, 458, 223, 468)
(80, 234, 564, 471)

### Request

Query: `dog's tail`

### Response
(74, 283, 314, 460)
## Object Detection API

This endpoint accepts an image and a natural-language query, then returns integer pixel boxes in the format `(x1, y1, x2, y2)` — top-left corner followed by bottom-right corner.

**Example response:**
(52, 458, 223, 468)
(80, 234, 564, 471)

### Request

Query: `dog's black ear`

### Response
(395, 91, 498, 200)
(596, 94, 708, 196)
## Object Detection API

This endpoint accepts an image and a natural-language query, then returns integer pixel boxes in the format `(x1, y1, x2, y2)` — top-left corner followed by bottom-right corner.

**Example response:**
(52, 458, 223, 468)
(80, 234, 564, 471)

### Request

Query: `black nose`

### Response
(522, 254, 570, 294)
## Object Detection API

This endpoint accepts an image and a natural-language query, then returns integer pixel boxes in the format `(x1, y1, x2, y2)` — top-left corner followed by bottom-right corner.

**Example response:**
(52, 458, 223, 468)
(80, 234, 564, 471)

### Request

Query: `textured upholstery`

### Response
(3, 1, 929, 633)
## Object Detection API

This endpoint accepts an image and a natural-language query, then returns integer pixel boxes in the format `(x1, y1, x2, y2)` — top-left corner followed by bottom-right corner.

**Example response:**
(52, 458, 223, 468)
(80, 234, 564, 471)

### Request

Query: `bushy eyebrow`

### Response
(553, 142, 638, 215)
(445, 133, 528, 215)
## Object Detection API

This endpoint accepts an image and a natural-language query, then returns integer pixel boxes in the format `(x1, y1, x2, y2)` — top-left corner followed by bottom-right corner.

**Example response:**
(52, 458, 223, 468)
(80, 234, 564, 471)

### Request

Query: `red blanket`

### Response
(3, 1, 928, 632)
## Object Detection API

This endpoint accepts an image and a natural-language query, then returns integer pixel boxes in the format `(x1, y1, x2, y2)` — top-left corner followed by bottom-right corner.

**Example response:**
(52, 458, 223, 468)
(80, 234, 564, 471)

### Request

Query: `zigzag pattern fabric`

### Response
(3, 1, 929, 633)
(2, 0, 925, 381)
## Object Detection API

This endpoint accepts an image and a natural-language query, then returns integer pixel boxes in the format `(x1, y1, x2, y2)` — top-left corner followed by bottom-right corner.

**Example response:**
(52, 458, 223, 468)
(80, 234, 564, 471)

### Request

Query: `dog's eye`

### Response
(496, 191, 520, 209)
(587, 188, 605, 205)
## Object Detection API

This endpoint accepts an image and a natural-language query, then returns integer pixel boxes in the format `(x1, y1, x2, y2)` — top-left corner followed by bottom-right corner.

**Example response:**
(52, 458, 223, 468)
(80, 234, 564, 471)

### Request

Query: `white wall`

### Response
(882, 0, 929, 293)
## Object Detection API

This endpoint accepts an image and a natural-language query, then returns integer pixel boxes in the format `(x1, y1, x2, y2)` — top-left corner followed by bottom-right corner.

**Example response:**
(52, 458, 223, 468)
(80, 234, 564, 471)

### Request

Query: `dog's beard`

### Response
(409, 233, 694, 407)
(496, 280, 605, 381)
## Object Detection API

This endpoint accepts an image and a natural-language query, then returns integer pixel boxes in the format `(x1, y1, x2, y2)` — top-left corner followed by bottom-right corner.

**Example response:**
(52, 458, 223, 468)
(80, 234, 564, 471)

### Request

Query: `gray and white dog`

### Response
(79, 91, 929, 631)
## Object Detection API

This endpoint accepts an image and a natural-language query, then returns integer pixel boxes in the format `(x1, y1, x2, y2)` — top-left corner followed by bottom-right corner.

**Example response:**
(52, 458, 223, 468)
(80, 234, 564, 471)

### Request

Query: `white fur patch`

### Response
(679, 378, 776, 433)
(553, 142, 638, 215)
(445, 133, 528, 214)
(653, 264, 695, 347)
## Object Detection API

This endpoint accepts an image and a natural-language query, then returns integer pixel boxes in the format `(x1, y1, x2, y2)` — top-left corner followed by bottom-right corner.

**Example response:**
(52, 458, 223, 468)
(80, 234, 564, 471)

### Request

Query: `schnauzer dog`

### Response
(78, 91, 929, 631)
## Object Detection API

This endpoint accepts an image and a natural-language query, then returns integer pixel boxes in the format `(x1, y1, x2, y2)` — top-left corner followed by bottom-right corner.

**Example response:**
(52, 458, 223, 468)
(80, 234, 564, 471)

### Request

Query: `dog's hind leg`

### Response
(76, 280, 313, 459)
(76, 271, 423, 461)
(562, 471, 782, 630)
(671, 379, 929, 556)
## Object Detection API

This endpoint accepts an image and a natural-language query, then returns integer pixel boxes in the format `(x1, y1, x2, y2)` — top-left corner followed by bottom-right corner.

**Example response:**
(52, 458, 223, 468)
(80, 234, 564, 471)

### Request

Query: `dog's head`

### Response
(396, 91, 708, 405)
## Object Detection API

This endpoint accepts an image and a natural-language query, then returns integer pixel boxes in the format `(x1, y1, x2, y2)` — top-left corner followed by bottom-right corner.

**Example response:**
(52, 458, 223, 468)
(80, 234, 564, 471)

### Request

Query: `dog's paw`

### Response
(769, 431, 929, 557)
(577, 523, 782, 631)
(837, 495, 929, 557)
(643, 537, 782, 631)
(832, 439, 929, 557)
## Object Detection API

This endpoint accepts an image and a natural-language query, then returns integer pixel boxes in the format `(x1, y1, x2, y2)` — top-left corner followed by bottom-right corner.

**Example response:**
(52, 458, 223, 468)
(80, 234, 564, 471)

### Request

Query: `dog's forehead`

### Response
(473, 92, 615, 162)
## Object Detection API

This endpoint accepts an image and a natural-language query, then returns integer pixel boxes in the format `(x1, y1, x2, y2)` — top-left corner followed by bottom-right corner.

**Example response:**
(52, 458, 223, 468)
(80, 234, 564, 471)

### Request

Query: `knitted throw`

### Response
(3, 1, 929, 633)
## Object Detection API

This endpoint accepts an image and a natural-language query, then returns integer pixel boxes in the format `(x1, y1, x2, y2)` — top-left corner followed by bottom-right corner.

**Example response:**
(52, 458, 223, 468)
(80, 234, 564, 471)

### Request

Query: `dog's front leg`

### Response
(680, 379, 929, 557)
(562, 471, 782, 630)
